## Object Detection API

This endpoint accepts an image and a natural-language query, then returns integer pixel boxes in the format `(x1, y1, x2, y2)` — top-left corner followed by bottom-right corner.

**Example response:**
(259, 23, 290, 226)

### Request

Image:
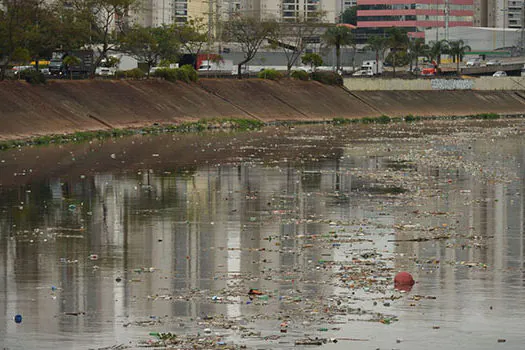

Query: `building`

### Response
(132, 0, 211, 26)
(131, 0, 340, 26)
(425, 26, 524, 50)
(474, 0, 524, 29)
(356, 0, 475, 39)
(238, 0, 338, 23)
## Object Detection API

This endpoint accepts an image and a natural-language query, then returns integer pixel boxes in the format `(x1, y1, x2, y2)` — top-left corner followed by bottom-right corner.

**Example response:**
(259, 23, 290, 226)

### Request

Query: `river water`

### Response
(1, 120, 525, 349)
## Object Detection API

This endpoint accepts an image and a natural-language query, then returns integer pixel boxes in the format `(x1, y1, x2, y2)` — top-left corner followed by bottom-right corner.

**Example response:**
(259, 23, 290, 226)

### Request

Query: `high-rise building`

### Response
(239, 0, 338, 23)
(356, 0, 475, 38)
(474, 0, 524, 29)
(132, 0, 211, 26)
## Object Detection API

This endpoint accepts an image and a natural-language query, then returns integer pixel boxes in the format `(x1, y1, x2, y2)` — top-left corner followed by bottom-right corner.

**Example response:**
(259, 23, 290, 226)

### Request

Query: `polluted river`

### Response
(1, 119, 525, 350)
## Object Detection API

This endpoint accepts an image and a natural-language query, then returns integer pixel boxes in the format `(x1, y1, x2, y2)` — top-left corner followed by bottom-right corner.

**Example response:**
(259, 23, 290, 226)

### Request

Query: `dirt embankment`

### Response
(1, 79, 525, 140)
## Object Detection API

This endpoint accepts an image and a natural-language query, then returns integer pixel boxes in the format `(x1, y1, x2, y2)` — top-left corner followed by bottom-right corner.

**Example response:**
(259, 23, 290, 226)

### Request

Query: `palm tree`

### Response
(427, 40, 449, 72)
(448, 40, 471, 75)
(323, 26, 354, 73)
(364, 35, 388, 75)
(386, 27, 408, 77)
(408, 38, 428, 76)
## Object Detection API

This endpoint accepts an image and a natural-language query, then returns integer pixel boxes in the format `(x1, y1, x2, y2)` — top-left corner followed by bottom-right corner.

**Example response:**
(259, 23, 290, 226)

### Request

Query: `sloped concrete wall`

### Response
(1, 79, 524, 141)
(344, 77, 525, 91)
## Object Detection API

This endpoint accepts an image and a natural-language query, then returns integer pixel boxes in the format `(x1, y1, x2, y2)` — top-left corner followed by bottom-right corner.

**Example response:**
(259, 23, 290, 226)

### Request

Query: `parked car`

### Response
(39, 68, 51, 77)
(12, 65, 35, 75)
(352, 68, 374, 77)
(493, 71, 507, 77)
(95, 67, 115, 76)
(486, 59, 501, 66)
(466, 58, 481, 67)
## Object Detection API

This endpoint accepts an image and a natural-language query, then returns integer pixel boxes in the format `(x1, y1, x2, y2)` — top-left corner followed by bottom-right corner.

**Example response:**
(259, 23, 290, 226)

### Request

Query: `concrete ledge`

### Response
(344, 77, 525, 91)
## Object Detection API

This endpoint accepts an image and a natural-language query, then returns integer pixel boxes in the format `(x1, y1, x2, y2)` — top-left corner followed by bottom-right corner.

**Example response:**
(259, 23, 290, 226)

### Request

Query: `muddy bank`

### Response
(1, 79, 525, 140)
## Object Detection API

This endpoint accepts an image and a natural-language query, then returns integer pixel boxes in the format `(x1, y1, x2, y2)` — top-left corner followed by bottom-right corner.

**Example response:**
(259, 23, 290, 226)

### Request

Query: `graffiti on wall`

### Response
(431, 79, 474, 90)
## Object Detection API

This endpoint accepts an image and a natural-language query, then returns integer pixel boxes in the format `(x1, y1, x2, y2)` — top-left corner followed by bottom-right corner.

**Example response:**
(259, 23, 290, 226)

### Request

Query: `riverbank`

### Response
(1, 79, 525, 141)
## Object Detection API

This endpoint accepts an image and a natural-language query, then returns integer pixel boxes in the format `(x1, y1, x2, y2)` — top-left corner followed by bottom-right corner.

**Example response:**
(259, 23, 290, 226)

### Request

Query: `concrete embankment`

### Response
(1, 79, 525, 140)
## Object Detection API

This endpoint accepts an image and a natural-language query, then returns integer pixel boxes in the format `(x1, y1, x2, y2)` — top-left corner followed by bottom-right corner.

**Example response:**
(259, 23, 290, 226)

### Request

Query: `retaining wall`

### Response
(344, 77, 525, 91)
(1, 79, 524, 141)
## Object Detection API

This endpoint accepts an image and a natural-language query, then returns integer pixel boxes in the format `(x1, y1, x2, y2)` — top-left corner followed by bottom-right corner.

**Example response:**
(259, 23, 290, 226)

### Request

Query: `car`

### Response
(493, 71, 507, 77)
(39, 68, 51, 77)
(296, 66, 312, 73)
(352, 69, 373, 77)
(486, 59, 501, 66)
(11, 65, 35, 75)
(95, 67, 115, 76)
(466, 59, 481, 67)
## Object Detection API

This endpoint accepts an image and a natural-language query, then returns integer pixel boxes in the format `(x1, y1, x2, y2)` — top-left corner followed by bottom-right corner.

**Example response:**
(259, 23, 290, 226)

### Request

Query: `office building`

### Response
(356, 0, 475, 38)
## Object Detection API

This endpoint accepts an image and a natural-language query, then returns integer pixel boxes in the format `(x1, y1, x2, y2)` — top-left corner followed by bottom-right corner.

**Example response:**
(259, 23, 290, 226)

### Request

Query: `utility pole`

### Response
(445, 0, 449, 41)
(521, 2, 525, 54)
(207, 0, 213, 63)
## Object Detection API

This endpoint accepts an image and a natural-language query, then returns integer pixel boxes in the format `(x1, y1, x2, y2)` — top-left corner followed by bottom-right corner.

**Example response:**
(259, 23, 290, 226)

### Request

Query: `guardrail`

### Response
(461, 63, 523, 75)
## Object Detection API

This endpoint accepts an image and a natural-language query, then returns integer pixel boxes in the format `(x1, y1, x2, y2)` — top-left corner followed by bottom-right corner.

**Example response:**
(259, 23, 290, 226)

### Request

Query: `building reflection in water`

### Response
(1, 132, 525, 347)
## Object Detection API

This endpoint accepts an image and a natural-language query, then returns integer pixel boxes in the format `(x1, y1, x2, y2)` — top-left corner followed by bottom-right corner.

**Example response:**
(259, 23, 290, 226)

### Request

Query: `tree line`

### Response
(0, 0, 470, 80)
(364, 28, 472, 76)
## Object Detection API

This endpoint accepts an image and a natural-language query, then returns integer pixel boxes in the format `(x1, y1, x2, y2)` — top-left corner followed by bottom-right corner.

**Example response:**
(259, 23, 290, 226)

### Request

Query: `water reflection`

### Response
(1, 122, 525, 349)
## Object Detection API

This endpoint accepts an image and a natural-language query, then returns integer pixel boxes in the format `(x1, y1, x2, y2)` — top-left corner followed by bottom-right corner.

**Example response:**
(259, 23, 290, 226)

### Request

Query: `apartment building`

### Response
(239, 0, 339, 23)
(356, 0, 474, 38)
(474, 0, 524, 28)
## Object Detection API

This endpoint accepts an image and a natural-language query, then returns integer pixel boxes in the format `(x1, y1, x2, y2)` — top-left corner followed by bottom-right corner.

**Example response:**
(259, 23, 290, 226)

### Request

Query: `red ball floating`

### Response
(394, 272, 415, 286)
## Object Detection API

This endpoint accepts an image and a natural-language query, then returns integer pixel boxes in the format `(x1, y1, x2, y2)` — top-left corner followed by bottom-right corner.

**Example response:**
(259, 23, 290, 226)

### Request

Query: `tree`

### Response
(102, 55, 120, 68)
(340, 6, 357, 25)
(322, 25, 354, 73)
(448, 40, 471, 74)
(301, 53, 323, 72)
(0, 0, 60, 79)
(120, 25, 178, 77)
(62, 0, 138, 75)
(427, 40, 449, 71)
(63, 55, 81, 79)
(270, 12, 324, 75)
(171, 18, 207, 58)
(386, 27, 408, 77)
(364, 35, 388, 75)
(223, 15, 278, 78)
(407, 38, 428, 75)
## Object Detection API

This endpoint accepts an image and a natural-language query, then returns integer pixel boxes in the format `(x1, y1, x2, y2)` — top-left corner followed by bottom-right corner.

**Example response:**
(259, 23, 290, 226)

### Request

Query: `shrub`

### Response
(126, 68, 146, 79)
(257, 68, 283, 80)
(474, 113, 499, 120)
(311, 71, 343, 86)
(22, 70, 46, 84)
(377, 115, 391, 123)
(153, 68, 176, 81)
(291, 70, 309, 81)
(180, 64, 198, 82)
(115, 68, 145, 79)
(175, 68, 190, 82)
(404, 114, 421, 122)
(153, 66, 197, 83)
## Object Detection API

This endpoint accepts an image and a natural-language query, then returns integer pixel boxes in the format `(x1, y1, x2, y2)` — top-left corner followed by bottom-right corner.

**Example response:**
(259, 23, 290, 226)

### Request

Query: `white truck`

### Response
(352, 60, 383, 76)
(198, 59, 234, 74)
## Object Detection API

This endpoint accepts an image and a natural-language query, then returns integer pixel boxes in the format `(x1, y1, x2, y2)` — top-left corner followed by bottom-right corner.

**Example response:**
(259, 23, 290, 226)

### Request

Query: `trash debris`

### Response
(295, 337, 327, 346)
(14, 314, 22, 324)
